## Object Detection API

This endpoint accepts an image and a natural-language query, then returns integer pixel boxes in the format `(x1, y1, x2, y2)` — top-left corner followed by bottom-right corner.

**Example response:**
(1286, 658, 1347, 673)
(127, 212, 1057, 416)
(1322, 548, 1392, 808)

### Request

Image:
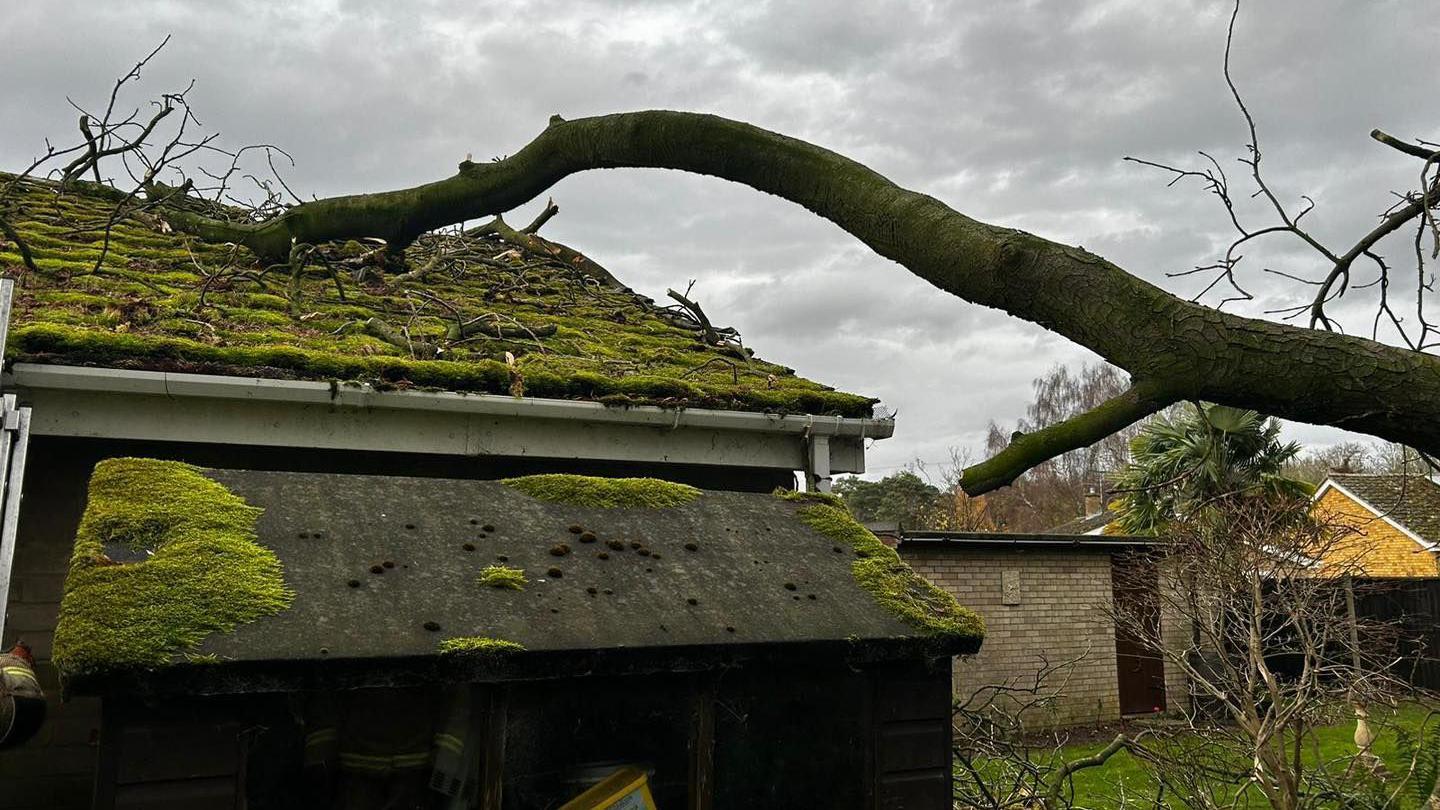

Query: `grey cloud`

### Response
(3, 0, 1436, 473)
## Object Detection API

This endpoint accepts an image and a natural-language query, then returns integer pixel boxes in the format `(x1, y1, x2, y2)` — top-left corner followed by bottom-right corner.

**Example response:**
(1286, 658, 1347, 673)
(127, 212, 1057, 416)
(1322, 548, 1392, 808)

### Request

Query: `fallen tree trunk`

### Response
(158, 111, 1440, 493)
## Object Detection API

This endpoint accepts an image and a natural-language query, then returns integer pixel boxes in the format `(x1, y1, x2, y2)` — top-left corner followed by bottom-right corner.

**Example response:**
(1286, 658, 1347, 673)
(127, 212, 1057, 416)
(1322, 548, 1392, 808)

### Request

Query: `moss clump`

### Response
(501, 474, 700, 508)
(52, 459, 292, 678)
(476, 565, 527, 590)
(782, 494, 984, 642)
(437, 637, 525, 656)
(773, 488, 846, 509)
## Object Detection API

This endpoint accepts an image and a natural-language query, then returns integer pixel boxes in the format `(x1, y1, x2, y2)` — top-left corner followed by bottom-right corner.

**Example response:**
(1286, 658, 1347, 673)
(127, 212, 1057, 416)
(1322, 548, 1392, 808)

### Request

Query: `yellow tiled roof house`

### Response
(1311, 474, 1440, 578)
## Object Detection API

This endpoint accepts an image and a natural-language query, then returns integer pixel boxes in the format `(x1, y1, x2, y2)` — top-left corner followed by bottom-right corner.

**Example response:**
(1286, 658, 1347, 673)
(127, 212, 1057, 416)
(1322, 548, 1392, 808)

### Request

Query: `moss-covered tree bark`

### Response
(161, 111, 1440, 494)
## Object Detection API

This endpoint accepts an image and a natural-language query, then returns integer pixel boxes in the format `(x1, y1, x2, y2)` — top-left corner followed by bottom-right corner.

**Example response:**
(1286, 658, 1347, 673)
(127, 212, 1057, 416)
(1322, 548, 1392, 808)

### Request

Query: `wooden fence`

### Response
(1353, 577, 1440, 690)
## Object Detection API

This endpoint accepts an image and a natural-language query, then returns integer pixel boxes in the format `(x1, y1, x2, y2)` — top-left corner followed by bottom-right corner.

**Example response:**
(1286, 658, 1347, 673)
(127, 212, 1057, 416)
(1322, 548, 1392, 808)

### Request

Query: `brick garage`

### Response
(896, 532, 1188, 727)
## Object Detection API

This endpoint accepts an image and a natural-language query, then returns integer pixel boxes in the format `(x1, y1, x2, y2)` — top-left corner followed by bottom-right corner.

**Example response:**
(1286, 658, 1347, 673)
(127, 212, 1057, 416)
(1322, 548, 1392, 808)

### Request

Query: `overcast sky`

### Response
(5, 1, 1437, 479)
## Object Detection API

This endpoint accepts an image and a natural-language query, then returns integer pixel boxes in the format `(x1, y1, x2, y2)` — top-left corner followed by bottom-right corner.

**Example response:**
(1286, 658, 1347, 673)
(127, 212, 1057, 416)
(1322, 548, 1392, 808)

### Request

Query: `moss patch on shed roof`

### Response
(437, 637, 525, 656)
(476, 564, 527, 590)
(780, 492, 985, 642)
(52, 458, 292, 679)
(501, 474, 701, 508)
(0, 174, 876, 417)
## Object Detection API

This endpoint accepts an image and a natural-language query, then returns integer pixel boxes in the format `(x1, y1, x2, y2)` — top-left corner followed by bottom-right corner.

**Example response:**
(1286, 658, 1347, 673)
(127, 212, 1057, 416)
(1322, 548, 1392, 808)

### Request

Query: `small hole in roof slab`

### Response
(587, 587, 598, 595)
(497, 555, 509, 562)
(424, 621, 441, 632)
(684, 542, 699, 552)
(651, 552, 661, 559)
(550, 607, 559, 614)
(597, 552, 609, 560)
(783, 582, 797, 591)
(369, 565, 385, 575)
(383, 560, 396, 569)
(629, 541, 642, 550)
(603, 588, 614, 595)
(320, 647, 330, 655)
(482, 524, 496, 533)
(347, 579, 361, 588)
(478, 532, 488, 538)
(686, 598, 698, 606)
(568, 525, 584, 534)
(547, 567, 563, 578)
(725, 626, 735, 633)
(637, 549, 651, 557)
(462, 543, 476, 552)
(808, 594, 817, 600)
(405, 524, 416, 530)
(312, 532, 324, 539)
(469, 518, 479, 526)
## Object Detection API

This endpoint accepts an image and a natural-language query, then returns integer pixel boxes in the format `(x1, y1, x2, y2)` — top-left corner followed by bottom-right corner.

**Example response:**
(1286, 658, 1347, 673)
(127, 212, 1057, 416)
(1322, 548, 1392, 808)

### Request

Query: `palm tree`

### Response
(1111, 403, 1310, 535)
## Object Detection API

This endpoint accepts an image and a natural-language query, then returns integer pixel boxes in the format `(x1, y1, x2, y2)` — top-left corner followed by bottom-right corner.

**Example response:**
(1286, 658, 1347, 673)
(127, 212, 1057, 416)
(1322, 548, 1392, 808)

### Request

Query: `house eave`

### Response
(6, 363, 892, 473)
(1313, 478, 1439, 552)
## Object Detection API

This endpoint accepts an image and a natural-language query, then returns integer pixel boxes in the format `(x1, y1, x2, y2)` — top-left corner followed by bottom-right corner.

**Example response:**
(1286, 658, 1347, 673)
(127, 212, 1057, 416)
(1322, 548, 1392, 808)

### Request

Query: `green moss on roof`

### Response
(52, 458, 292, 678)
(501, 474, 701, 508)
(780, 493, 985, 642)
(0, 174, 876, 417)
(477, 564, 527, 590)
(773, 488, 847, 509)
(437, 637, 525, 656)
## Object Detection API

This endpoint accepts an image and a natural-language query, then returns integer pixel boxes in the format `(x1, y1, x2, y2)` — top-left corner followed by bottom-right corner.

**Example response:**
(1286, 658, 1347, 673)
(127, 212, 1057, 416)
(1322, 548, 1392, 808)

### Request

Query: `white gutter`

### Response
(6, 364, 891, 477)
(7, 364, 893, 439)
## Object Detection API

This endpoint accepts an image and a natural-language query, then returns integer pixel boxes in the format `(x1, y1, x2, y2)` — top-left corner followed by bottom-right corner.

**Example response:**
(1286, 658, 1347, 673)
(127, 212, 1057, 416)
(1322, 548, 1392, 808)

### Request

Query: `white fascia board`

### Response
(1313, 478, 1438, 552)
(7, 364, 892, 472)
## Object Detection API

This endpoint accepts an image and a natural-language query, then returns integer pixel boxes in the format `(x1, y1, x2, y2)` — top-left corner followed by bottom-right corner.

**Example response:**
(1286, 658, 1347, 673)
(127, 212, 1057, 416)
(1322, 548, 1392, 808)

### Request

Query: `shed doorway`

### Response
(1112, 554, 1167, 716)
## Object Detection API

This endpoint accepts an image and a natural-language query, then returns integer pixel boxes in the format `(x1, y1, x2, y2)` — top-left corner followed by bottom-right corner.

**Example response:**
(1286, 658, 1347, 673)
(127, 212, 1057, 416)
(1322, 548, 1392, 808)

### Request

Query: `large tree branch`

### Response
(963, 381, 1176, 494)
(158, 111, 1440, 493)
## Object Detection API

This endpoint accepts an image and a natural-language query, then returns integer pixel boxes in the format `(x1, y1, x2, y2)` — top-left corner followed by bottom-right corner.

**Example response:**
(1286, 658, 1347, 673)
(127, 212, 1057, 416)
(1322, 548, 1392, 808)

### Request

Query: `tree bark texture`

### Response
(160, 111, 1440, 493)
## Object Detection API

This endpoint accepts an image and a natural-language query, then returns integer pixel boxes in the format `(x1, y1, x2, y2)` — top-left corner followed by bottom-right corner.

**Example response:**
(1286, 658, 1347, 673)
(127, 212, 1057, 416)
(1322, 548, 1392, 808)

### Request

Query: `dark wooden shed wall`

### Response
(85, 659, 953, 810)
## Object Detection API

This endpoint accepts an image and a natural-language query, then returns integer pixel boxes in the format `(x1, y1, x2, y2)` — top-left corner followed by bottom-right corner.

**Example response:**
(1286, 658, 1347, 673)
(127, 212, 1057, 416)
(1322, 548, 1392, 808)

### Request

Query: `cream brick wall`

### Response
(905, 547, 1124, 727)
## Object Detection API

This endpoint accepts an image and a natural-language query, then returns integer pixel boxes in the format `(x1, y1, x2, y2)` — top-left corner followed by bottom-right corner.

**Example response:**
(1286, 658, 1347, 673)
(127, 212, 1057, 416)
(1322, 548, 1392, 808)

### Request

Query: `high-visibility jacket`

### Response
(0, 646, 45, 749)
(304, 687, 455, 810)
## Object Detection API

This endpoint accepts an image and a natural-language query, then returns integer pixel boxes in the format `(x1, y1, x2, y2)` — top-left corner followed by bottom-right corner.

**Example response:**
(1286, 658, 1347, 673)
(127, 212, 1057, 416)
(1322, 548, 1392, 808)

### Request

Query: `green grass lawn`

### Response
(961, 704, 1440, 809)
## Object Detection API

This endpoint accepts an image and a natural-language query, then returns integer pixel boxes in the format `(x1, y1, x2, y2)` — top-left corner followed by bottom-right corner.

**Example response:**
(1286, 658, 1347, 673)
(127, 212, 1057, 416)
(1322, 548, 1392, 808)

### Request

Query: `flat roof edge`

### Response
(898, 531, 1155, 550)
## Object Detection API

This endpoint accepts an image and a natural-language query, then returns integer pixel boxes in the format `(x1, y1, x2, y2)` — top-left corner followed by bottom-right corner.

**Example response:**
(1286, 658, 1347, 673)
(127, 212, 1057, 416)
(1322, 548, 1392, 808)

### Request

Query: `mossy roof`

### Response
(57, 463, 980, 693)
(0, 174, 876, 417)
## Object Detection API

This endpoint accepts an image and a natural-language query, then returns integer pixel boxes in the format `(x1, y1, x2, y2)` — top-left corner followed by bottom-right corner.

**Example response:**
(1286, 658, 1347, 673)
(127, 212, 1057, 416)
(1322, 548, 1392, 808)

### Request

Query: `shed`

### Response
(0, 173, 901, 809)
(55, 460, 980, 809)
(894, 530, 1186, 726)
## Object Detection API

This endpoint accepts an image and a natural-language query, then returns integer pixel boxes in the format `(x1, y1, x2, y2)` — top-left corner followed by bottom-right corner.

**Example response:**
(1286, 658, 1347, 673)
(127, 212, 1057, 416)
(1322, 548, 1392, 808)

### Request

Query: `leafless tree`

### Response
(982, 363, 1149, 531)
(1107, 494, 1422, 809)
(952, 651, 1150, 809)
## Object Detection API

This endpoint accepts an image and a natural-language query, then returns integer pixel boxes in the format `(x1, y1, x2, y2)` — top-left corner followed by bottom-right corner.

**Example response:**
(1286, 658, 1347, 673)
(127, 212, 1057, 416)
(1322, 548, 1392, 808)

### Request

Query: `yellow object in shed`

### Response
(558, 766, 658, 810)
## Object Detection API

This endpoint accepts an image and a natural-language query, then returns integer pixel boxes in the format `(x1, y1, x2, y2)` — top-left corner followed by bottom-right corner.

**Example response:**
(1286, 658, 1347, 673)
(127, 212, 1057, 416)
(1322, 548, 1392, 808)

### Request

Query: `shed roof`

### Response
(55, 460, 980, 694)
(0, 174, 874, 417)
(1321, 473, 1440, 547)
(897, 529, 1151, 550)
